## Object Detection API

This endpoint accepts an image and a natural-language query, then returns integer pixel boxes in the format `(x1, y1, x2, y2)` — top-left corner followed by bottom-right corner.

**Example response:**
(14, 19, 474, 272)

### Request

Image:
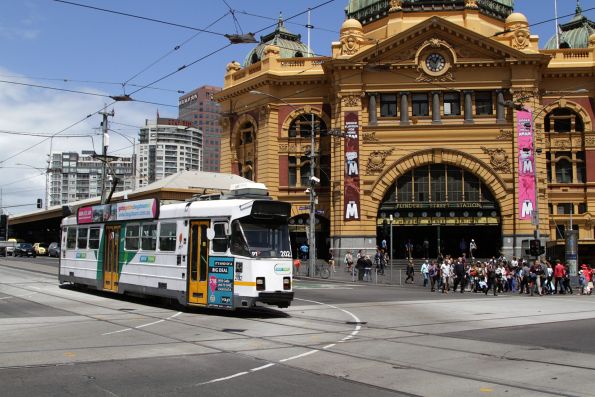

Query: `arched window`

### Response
(295, 51, 304, 58)
(288, 114, 327, 138)
(555, 158, 572, 183)
(251, 53, 260, 64)
(544, 108, 584, 133)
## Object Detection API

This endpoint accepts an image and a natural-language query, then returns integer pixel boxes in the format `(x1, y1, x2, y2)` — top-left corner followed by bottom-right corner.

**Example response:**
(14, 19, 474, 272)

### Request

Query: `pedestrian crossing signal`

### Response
(529, 239, 543, 256)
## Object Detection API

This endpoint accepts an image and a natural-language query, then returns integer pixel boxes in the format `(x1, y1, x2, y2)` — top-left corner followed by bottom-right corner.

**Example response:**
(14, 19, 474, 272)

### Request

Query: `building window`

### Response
(443, 92, 461, 116)
(397, 171, 413, 202)
(380, 94, 397, 117)
(578, 203, 588, 214)
(555, 158, 572, 183)
(557, 203, 573, 215)
(475, 91, 493, 115)
(288, 156, 297, 187)
(447, 166, 463, 201)
(544, 108, 584, 133)
(576, 151, 586, 183)
(288, 114, 326, 138)
(546, 152, 552, 183)
(430, 165, 446, 201)
(412, 93, 429, 117)
(414, 167, 429, 202)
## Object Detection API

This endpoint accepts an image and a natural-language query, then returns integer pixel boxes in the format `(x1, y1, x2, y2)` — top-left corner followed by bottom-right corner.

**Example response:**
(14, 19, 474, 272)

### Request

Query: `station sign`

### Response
(77, 198, 159, 224)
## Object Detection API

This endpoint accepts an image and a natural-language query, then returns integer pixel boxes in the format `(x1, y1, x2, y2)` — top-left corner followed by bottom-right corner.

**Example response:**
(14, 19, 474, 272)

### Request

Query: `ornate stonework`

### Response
(464, 0, 478, 8)
(496, 129, 513, 140)
(416, 71, 454, 83)
(512, 26, 530, 50)
(366, 148, 394, 175)
(363, 131, 380, 143)
(389, 0, 403, 12)
(556, 139, 571, 150)
(586, 136, 595, 146)
(481, 146, 511, 174)
(342, 94, 361, 108)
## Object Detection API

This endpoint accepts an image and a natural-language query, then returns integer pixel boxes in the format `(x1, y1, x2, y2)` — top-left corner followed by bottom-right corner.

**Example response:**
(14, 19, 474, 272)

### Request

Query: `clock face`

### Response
(425, 53, 446, 73)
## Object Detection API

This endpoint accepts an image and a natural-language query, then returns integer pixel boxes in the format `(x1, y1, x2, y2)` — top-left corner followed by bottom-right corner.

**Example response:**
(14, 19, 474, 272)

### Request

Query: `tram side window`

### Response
(77, 227, 88, 249)
(89, 227, 101, 249)
(125, 225, 140, 251)
(66, 228, 77, 249)
(141, 224, 157, 251)
(230, 220, 250, 257)
(212, 222, 228, 253)
(159, 223, 177, 252)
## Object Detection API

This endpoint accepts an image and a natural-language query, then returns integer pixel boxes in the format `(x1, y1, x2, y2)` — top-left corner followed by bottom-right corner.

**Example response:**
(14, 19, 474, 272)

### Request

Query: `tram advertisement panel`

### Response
(516, 110, 535, 221)
(78, 199, 159, 224)
(344, 112, 360, 221)
(208, 257, 234, 309)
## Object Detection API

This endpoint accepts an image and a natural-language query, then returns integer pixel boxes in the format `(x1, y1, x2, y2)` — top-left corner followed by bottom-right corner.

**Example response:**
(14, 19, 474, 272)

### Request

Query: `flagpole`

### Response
(554, 0, 560, 48)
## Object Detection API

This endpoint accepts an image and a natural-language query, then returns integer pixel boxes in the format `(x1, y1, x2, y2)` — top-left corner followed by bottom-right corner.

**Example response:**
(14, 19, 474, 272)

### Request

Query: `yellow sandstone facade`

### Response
(215, 0, 595, 268)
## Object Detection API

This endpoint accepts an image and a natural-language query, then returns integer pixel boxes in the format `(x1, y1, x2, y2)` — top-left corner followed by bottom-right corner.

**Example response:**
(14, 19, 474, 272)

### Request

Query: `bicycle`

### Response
(307, 261, 330, 279)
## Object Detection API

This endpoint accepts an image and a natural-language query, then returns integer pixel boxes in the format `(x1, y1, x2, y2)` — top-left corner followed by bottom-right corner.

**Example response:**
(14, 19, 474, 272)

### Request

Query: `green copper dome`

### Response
(345, 0, 514, 24)
(243, 16, 313, 67)
(544, 2, 594, 49)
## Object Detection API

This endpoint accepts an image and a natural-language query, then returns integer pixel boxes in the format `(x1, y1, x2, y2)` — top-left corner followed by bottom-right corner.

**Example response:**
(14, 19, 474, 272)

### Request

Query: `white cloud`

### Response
(0, 67, 155, 214)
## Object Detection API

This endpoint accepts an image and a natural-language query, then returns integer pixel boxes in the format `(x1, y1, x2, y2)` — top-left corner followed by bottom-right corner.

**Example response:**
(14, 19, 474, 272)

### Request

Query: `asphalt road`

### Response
(1, 257, 595, 397)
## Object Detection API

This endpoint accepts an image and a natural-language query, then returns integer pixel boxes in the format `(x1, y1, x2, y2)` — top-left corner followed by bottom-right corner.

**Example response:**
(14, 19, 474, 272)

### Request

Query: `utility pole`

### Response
(309, 112, 317, 278)
(99, 109, 115, 204)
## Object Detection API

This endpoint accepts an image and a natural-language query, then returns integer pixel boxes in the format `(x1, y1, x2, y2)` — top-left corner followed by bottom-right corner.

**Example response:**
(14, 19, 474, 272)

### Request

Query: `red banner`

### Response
(344, 112, 360, 220)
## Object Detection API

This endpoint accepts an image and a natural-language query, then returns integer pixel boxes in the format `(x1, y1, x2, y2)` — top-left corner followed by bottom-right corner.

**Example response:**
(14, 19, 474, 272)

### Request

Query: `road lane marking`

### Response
(0, 292, 37, 300)
(101, 311, 182, 336)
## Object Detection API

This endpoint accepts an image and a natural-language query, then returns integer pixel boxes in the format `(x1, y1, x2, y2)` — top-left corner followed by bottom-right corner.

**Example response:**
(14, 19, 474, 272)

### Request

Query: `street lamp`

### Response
(249, 90, 317, 277)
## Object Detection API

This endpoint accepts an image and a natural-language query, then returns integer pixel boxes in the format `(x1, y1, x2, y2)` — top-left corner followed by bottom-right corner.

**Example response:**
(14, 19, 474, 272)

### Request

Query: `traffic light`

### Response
(36, 198, 42, 209)
(529, 239, 542, 256)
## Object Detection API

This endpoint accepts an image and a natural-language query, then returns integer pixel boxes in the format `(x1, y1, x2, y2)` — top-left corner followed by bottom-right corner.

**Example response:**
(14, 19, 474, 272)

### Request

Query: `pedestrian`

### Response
(405, 239, 413, 259)
(550, 259, 562, 293)
(381, 238, 387, 251)
(469, 239, 477, 259)
(440, 259, 451, 293)
(459, 238, 467, 257)
(486, 263, 498, 296)
(299, 242, 309, 261)
(344, 250, 354, 272)
(453, 257, 466, 293)
(328, 249, 336, 273)
(428, 261, 438, 291)
(423, 238, 429, 259)
(563, 263, 573, 294)
(421, 259, 429, 287)
(405, 260, 415, 283)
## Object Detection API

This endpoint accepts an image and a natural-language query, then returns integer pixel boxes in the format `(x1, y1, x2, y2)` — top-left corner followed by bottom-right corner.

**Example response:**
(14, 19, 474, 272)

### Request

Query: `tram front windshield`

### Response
(231, 217, 291, 258)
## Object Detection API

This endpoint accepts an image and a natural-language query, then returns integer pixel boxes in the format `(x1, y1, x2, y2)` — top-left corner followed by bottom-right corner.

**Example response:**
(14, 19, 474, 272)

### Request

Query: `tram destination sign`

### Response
(77, 198, 160, 224)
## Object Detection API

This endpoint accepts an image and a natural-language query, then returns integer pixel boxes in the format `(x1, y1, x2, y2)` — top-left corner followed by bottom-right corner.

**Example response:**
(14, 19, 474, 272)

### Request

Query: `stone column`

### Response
(400, 92, 410, 125)
(464, 91, 473, 124)
(496, 90, 505, 123)
(368, 93, 377, 125)
(432, 92, 441, 124)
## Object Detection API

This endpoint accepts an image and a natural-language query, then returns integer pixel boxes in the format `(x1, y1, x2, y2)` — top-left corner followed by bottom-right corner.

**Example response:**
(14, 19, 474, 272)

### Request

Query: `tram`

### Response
(58, 183, 294, 309)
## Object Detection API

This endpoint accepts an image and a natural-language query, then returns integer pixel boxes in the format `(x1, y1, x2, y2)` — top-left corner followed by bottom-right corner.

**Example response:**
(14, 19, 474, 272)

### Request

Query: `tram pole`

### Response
(99, 109, 114, 205)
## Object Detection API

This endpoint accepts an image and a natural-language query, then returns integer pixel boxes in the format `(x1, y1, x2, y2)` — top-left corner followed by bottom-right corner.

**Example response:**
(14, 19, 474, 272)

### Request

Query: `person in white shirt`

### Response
(440, 261, 451, 293)
(421, 260, 429, 287)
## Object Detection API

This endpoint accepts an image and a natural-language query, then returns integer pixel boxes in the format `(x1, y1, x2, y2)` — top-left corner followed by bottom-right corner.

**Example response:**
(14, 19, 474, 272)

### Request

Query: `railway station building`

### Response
(215, 0, 595, 267)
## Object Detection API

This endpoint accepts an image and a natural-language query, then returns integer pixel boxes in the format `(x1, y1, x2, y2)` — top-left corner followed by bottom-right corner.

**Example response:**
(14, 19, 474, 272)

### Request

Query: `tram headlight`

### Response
(283, 277, 291, 290)
(256, 277, 265, 291)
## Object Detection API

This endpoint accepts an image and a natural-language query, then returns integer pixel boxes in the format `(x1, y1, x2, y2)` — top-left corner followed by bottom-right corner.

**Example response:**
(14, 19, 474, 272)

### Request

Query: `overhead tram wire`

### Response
(492, 6, 595, 37)
(0, 1, 339, 166)
(234, 9, 339, 34)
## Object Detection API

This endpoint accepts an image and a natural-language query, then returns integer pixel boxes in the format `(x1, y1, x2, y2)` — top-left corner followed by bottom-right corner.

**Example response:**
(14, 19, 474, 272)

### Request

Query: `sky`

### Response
(0, 0, 593, 214)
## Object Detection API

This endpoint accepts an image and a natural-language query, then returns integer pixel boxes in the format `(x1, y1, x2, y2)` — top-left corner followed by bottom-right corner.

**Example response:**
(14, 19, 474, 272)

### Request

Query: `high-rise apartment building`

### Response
(136, 117, 202, 187)
(179, 85, 222, 172)
(48, 150, 134, 206)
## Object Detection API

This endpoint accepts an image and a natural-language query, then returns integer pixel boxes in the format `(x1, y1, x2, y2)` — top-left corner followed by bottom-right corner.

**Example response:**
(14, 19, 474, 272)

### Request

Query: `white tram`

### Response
(59, 183, 294, 309)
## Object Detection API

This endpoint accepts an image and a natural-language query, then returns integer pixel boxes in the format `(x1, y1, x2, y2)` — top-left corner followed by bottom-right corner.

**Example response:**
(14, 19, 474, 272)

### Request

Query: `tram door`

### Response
(188, 221, 209, 305)
(103, 225, 121, 292)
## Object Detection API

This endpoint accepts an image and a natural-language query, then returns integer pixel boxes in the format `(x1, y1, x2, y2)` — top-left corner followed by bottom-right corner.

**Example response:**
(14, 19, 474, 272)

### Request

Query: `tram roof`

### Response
(9, 171, 252, 226)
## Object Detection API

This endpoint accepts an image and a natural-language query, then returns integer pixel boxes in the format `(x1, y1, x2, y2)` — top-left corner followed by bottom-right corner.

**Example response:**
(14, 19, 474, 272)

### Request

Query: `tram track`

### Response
(1, 266, 594, 396)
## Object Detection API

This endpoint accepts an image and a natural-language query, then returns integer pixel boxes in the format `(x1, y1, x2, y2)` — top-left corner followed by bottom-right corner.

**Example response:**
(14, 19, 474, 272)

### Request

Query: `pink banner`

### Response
(517, 110, 535, 220)
(344, 112, 360, 220)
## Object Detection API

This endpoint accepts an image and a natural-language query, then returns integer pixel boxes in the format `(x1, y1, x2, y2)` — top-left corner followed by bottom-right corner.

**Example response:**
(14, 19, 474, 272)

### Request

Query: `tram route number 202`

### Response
(280, 251, 291, 258)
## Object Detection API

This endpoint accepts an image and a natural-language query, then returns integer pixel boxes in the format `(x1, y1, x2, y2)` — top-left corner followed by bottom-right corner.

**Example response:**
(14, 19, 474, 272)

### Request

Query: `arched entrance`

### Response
(378, 164, 502, 259)
(288, 214, 330, 260)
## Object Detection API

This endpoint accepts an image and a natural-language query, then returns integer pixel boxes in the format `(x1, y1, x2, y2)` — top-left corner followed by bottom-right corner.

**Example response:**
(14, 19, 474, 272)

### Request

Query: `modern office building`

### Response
(179, 85, 222, 172)
(216, 1, 595, 269)
(48, 150, 134, 206)
(136, 116, 202, 187)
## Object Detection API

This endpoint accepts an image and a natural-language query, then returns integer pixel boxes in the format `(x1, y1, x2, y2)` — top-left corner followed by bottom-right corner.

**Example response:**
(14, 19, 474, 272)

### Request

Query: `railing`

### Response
(542, 48, 595, 63)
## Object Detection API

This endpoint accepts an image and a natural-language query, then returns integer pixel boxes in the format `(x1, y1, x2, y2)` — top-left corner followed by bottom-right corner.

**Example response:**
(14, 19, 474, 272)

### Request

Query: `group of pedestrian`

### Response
(341, 247, 390, 281)
(419, 254, 594, 297)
